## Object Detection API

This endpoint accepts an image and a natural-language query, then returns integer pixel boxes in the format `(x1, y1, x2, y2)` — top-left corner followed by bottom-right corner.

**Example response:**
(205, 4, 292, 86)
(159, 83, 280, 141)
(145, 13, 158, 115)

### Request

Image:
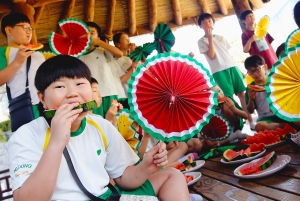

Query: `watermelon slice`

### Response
(44, 100, 97, 118)
(247, 84, 266, 92)
(49, 18, 91, 58)
(218, 96, 227, 104)
(25, 43, 44, 51)
(237, 151, 277, 175)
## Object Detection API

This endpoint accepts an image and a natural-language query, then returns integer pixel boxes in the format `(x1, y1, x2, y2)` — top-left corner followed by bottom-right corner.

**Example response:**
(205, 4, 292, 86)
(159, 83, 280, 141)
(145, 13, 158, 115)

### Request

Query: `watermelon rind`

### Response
(237, 151, 277, 175)
(223, 149, 240, 162)
(44, 100, 97, 118)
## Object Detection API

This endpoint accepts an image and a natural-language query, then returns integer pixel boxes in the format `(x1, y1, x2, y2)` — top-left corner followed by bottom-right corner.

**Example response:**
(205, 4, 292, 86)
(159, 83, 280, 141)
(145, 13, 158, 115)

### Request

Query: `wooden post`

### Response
(0, 2, 12, 13)
(27, 0, 68, 7)
(128, 0, 136, 35)
(34, 5, 44, 25)
(231, 0, 251, 30)
(12, 2, 37, 44)
(148, 0, 157, 32)
(105, 0, 116, 41)
(171, 0, 182, 25)
(85, 0, 95, 22)
(197, 0, 211, 14)
(216, 0, 228, 15)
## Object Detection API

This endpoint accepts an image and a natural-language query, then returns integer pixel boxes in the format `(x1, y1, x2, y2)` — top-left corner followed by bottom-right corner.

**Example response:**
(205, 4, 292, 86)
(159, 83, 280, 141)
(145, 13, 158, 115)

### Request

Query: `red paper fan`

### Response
(128, 52, 218, 142)
(200, 114, 232, 141)
(49, 18, 91, 58)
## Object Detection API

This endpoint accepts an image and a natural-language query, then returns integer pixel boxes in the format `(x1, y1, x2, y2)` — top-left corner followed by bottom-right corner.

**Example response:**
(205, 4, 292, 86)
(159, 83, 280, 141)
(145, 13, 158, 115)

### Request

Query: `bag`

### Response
(63, 147, 120, 201)
(7, 57, 34, 132)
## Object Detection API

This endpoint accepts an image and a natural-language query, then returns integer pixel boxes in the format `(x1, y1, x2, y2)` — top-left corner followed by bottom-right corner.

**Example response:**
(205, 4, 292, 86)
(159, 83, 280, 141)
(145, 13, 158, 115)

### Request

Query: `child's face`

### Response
(200, 18, 214, 30)
(89, 26, 99, 39)
(39, 77, 92, 122)
(242, 13, 255, 26)
(6, 22, 32, 45)
(247, 64, 267, 82)
(116, 33, 130, 51)
(91, 82, 102, 107)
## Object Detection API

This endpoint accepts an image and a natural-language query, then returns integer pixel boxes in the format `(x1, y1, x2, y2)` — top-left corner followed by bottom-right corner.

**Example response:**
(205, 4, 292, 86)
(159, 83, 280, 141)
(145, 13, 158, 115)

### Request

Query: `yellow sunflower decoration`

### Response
(116, 109, 140, 153)
(285, 28, 300, 50)
(255, 15, 270, 39)
(40, 50, 56, 60)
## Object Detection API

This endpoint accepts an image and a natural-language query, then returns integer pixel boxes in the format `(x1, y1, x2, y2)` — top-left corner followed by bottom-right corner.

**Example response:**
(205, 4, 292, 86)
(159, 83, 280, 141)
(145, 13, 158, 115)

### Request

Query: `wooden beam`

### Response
(128, 0, 136, 35)
(0, 2, 12, 13)
(34, 5, 44, 25)
(57, 0, 76, 35)
(85, 0, 95, 22)
(216, 0, 228, 15)
(12, 2, 37, 44)
(198, 0, 211, 14)
(27, 0, 67, 7)
(231, 0, 251, 30)
(171, 0, 182, 25)
(249, 0, 264, 10)
(105, 0, 116, 41)
(148, 0, 157, 32)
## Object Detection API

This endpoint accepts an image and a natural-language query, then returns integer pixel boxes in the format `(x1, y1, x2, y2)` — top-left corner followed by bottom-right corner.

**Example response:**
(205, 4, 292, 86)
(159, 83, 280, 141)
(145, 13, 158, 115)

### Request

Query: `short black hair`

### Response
(240, 10, 253, 21)
(275, 43, 285, 58)
(244, 55, 265, 70)
(90, 77, 98, 85)
(294, 1, 300, 28)
(35, 55, 91, 94)
(85, 21, 101, 37)
(198, 13, 215, 26)
(1, 12, 30, 37)
(113, 32, 125, 46)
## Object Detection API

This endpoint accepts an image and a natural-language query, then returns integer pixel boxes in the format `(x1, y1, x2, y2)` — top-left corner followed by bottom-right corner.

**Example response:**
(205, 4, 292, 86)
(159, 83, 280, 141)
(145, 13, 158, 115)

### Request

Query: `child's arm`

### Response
(120, 61, 138, 83)
(12, 103, 82, 201)
(114, 142, 167, 189)
(247, 88, 256, 113)
(0, 46, 34, 86)
(205, 29, 215, 59)
(138, 132, 151, 159)
(92, 37, 123, 58)
(224, 98, 248, 119)
(243, 34, 256, 53)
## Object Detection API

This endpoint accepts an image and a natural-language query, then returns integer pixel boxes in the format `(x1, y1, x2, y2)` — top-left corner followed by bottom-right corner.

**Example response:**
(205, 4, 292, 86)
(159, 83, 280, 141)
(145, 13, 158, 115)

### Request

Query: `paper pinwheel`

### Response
(154, 23, 175, 53)
(255, 15, 270, 39)
(285, 28, 300, 51)
(129, 42, 156, 62)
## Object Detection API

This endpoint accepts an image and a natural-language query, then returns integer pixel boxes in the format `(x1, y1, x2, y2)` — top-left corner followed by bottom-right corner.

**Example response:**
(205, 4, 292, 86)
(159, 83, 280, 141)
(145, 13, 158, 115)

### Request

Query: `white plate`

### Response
(234, 155, 291, 179)
(220, 149, 266, 165)
(184, 172, 202, 186)
(181, 160, 205, 173)
(265, 140, 285, 148)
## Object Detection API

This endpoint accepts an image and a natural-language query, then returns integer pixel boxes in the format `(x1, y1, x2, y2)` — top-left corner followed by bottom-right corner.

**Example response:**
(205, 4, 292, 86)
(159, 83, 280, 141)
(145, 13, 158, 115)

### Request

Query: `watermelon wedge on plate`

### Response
(49, 18, 91, 58)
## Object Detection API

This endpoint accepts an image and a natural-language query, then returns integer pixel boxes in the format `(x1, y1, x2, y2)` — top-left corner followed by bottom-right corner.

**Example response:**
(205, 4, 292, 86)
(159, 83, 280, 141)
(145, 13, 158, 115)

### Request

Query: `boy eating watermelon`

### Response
(7, 55, 191, 201)
(245, 55, 287, 132)
(0, 13, 45, 131)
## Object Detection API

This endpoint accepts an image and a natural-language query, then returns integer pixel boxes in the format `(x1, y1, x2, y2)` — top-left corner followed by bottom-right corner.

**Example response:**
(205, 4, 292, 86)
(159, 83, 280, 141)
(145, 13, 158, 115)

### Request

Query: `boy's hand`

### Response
(50, 103, 83, 148)
(224, 98, 235, 110)
(250, 34, 257, 42)
(14, 46, 34, 66)
(248, 88, 256, 100)
(205, 28, 213, 40)
(129, 43, 136, 53)
(141, 141, 168, 175)
(105, 104, 118, 122)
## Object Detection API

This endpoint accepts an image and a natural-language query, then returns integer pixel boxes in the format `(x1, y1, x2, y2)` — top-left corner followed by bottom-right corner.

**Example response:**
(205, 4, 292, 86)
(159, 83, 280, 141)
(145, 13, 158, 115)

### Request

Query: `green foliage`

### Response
(0, 119, 11, 132)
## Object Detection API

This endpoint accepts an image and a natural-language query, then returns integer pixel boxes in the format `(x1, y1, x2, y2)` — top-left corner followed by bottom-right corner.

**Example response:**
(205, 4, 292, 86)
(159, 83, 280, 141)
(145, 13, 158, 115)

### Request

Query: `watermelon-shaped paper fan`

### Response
(49, 18, 91, 58)
(255, 15, 270, 39)
(200, 114, 232, 141)
(39, 50, 56, 60)
(285, 28, 300, 50)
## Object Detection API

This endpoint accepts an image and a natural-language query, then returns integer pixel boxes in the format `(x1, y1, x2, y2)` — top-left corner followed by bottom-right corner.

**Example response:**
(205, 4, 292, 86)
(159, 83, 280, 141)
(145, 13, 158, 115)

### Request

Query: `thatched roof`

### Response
(0, 0, 267, 47)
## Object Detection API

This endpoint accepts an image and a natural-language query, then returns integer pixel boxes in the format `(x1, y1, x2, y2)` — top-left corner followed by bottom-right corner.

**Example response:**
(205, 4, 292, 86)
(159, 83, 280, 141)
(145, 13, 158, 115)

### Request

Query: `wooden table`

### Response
(189, 142, 300, 201)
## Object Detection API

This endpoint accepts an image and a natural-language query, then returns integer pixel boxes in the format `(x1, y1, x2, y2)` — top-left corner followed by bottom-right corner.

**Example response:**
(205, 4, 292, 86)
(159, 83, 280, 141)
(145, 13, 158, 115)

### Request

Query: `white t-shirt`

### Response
(79, 48, 118, 97)
(108, 61, 127, 99)
(115, 56, 133, 97)
(7, 114, 139, 200)
(198, 35, 236, 74)
(6, 47, 45, 104)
